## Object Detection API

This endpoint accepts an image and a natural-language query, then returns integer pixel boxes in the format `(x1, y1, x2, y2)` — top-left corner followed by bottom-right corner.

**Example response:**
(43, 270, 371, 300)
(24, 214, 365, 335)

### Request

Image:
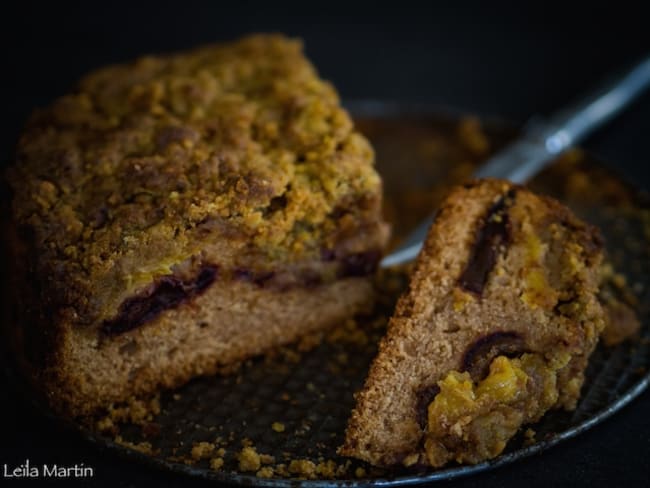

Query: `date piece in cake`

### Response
(340, 179, 604, 467)
(4, 34, 388, 417)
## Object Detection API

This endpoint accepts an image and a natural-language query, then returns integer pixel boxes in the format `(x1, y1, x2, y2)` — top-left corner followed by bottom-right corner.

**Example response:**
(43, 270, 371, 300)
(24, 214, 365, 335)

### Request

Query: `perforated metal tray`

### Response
(14, 104, 650, 486)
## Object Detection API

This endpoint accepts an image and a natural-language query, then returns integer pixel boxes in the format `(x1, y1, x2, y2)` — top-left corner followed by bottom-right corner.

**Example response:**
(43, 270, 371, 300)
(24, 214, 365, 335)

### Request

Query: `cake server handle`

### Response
(381, 55, 650, 268)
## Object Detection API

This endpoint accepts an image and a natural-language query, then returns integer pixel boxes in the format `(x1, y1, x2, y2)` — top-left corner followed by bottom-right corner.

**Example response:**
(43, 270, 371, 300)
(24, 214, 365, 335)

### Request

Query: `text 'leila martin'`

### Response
(3, 459, 94, 478)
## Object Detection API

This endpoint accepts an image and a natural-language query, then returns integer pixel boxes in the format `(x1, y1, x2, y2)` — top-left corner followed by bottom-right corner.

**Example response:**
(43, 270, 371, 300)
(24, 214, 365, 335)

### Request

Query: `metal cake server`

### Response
(381, 55, 650, 268)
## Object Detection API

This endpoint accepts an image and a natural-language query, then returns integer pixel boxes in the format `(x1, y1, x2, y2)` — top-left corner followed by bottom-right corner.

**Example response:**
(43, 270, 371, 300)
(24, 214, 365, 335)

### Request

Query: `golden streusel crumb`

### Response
(238, 446, 261, 472)
(288, 459, 317, 478)
(191, 441, 215, 460)
(256, 466, 274, 478)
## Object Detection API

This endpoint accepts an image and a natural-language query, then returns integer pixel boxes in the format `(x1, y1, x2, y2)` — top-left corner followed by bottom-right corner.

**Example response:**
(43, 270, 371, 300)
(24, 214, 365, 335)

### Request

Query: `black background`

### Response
(2, 1, 649, 487)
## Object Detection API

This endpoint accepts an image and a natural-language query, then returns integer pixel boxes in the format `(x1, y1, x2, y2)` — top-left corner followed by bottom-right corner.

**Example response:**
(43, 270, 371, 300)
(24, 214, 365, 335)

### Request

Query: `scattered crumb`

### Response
(524, 428, 536, 446)
(402, 453, 419, 467)
(274, 464, 288, 477)
(114, 435, 154, 455)
(191, 441, 215, 460)
(96, 416, 115, 433)
(288, 459, 317, 479)
(92, 394, 161, 434)
(271, 422, 285, 433)
(354, 467, 366, 478)
(238, 446, 261, 472)
(315, 460, 337, 477)
(256, 466, 274, 478)
(336, 460, 352, 476)
(126, 395, 161, 423)
(259, 453, 275, 465)
(209, 458, 224, 471)
(294, 420, 312, 436)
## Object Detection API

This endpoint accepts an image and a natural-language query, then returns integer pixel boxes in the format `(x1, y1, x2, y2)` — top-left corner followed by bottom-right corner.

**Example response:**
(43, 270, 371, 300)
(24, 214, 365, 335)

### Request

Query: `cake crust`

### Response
(5, 34, 388, 416)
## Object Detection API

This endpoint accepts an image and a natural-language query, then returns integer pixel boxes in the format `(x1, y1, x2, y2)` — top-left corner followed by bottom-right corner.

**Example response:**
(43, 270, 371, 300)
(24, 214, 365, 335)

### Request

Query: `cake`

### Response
(4, 34, 389, 417)
(340, 178, 605, 467)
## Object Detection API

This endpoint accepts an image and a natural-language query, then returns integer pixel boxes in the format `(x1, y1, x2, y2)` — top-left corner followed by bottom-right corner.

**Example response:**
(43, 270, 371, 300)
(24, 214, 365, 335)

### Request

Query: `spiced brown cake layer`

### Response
(4, 34, 388, 417)
(340, 179, 605, 467)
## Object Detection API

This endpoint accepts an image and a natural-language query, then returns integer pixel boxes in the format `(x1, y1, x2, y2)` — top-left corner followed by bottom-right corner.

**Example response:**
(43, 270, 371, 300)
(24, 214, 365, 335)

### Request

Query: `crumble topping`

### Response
(7, 34, 384, 325)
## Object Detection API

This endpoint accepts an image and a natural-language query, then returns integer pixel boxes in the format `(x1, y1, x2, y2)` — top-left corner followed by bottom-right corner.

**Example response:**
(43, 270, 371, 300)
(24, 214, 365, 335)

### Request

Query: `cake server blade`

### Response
(381, 55, 650, 268)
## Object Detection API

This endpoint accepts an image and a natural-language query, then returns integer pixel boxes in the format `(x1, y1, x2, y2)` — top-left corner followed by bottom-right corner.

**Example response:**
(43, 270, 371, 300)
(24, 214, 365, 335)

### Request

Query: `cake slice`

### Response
(340, 179, 605, 467)
(4, 34, 388, 417)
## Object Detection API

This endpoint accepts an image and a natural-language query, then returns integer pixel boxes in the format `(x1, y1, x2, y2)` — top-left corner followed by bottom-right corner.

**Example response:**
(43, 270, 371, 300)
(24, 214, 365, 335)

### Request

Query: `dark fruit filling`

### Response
(461, 331, 527, 381)
(459, 189, 516, 295)
(102, 265, 218, 335)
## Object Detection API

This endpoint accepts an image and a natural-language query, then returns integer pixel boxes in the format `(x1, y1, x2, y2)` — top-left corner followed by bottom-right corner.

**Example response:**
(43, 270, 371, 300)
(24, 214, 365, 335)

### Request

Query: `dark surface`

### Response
(2, 2, 649, 487)
(22, 111, 649, 488)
